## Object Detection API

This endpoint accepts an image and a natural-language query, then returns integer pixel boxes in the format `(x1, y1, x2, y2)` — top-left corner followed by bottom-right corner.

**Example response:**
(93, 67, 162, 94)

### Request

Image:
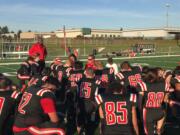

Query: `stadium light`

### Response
(166, 3, 170, 28)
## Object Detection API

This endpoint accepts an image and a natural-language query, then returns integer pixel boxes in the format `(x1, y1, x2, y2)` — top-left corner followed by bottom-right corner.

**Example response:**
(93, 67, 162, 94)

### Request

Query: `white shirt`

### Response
(106, 63, 119, 75)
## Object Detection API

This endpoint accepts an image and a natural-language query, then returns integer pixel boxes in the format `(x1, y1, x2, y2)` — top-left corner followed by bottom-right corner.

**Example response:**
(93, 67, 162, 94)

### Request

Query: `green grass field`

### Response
(0, 55, 180, 135)
(1, 38, 180, 58)
(1, 38, 180, 135)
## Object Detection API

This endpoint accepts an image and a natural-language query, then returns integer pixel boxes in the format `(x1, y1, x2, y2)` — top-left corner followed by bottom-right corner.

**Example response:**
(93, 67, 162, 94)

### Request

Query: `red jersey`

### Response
(85, 63, 97, 70)
(29, 42, 47, 60)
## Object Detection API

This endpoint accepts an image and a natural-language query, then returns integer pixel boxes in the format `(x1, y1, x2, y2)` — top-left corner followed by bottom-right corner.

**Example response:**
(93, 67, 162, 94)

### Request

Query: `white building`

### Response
(1, 33, 16, 38)
(55, 27, 180, 39)
(122, 27, 180, 38)
(20, 32, 55, 39)
(55, 28, 122, 38)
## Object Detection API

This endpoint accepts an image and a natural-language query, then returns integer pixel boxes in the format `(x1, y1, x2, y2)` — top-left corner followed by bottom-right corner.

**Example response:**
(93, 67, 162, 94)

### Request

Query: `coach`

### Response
(29, 36, 47, 72)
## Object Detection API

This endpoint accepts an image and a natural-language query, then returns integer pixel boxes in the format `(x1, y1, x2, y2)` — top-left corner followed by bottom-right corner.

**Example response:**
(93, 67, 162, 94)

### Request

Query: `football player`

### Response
(96, 81, 139, 135)
(17, 54, 40, 92)
(0, 76, 21, 135)
(13, 77, 65, 135)
(116, 61, 143, 94)
(77, 68, 101, 135)
(137, 68, 172, 135)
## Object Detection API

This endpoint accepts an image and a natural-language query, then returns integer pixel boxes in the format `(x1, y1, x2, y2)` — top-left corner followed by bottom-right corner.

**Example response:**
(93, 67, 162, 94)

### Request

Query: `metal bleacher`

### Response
(1, 42, 34, 59)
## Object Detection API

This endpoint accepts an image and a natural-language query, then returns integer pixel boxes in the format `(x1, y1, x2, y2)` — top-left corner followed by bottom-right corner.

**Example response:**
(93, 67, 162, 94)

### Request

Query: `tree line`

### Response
(0, 26, 24, 40)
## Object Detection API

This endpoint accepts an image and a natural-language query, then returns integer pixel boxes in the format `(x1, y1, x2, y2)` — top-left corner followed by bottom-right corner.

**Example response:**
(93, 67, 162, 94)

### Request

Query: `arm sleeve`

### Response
(113, 64, 119, 75)
(115, 72, 124, 81)
(129, 93, 137, 106)
(40, 98, 57, 113)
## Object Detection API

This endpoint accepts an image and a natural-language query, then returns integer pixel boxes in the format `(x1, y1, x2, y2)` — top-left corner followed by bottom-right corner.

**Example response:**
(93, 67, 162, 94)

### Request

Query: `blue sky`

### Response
(0, 0, 179, 32)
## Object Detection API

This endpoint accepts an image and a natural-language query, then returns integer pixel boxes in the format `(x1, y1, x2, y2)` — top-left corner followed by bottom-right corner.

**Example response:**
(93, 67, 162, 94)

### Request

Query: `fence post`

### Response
(168, 46, 171, 56)
(83, 37, 86, 56)
(1, 38, 4, 59)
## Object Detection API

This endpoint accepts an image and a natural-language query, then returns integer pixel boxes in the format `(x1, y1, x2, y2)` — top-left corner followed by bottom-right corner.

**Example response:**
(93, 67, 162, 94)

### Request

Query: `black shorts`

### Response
(77, 100, 98, 127)
(143, 108, 165, 135)
(103, 128, 134, 135)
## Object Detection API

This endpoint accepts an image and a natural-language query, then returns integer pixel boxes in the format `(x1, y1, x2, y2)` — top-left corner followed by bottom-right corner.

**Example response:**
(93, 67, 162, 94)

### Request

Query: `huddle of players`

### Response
(42, 54, 180, 135)
(0, 53, 180, 135)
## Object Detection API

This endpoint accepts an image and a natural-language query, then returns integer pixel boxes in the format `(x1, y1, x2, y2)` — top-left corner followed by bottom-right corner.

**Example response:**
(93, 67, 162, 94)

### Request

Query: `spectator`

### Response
(85, 54, 97, 70)
(29, 36, 47, 72)
(68, 53, 77, 68)
(105, 57, 118, 75)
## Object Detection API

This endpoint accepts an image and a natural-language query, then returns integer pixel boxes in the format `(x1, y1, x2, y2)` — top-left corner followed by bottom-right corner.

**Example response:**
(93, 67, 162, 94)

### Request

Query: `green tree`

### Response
(1, 26, 9, 34)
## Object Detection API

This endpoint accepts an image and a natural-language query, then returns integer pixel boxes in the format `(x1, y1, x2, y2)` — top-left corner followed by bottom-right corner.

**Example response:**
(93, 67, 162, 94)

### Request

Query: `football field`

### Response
(1, 54, 180, 135)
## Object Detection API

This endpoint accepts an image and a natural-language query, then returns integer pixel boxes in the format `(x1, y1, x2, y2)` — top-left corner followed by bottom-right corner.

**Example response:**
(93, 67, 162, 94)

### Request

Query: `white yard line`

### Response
(2, 72, 17, 76)
(0, 65, 17, 71)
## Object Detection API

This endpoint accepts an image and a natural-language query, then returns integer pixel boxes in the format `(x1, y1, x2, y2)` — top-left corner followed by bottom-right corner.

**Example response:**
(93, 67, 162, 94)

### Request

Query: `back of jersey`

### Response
(100, 94, 135, 134)
(116, 66, 142, 91)
(0, 90, 20, 133)
(101, 68, 115, 89)
(15, 86, 49, 127)
(78, 77, 99, 101)
(138, 81, 169, 109)
(68, 69, 84, 89)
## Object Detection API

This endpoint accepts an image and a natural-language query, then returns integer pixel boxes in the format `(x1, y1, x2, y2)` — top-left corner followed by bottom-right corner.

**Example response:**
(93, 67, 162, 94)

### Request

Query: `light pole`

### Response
(63, 25, 67, 56)
(166, 3, 170, 28)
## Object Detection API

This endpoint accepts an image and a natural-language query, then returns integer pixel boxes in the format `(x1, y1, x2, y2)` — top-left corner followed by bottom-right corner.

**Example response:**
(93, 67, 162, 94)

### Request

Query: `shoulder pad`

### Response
(32, 62, 39, 66)
(36, 89, 54, 97)
(21, 62, 30, 68)
(95, 80, 101, 85)
(116, 72, 124, 80)
(138, 81, 147, 92)
(56, 65, 62, 71)
(175, 76, 180, 82)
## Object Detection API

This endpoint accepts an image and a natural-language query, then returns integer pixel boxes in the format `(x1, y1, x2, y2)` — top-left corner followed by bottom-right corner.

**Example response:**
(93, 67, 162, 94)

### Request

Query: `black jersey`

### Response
(137, 81, 172, 109)
(50, 63, 63, 78)
(116, 66, 142, 92)
(68, 69, 84, 89)
(17, 61, 39, 80)
(0, 90, 21, 133)
(95, 69, 103, 80)
(57, 66, 72, 82)
(101, 68, 115, 88)
(95, 93, 137, 134)
(14, 85, 56, 128)
(28, 75, 49, 87)
(78, 77, 100, 101)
